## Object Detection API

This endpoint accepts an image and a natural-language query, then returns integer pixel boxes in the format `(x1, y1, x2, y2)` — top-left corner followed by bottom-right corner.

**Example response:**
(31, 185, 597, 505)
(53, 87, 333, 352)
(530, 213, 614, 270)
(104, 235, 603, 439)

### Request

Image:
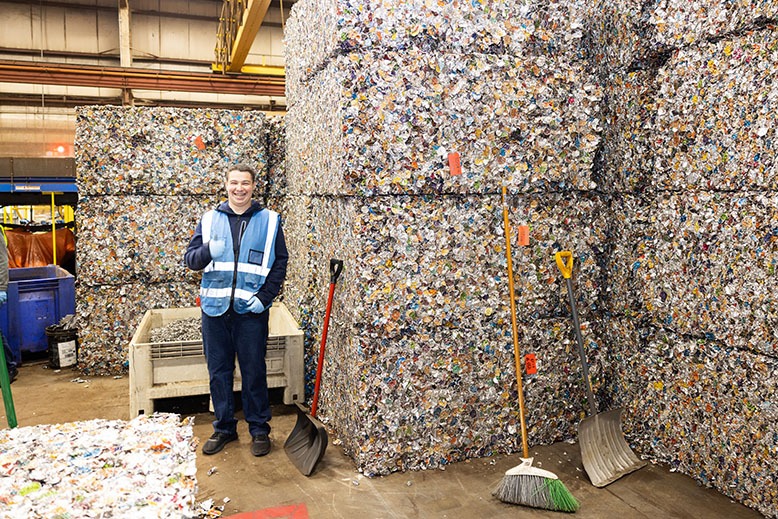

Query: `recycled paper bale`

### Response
(303, 193, 607, 332)
(281, 193, 609, 475)
(319, 315, 607, 476)
(622, 192, 778, 357)
(0, 414, 197, 518)
(652, 28, 778, 191)
(607, 321, 778, 519)
(518, 317, 612, 447)
(287, 50, 602, 196)
(76, 195, 218, 285)
(647, 1, 778, 51)
(75, 106, 267, 196)
(285, 0, 589, 104)
(585, 0, 778, 73)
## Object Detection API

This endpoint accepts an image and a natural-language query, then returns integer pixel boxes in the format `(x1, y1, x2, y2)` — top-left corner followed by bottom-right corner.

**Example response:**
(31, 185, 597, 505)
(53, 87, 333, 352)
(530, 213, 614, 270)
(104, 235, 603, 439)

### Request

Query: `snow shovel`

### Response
(555, 251, 645, 487)
(285, 258, 343, 476)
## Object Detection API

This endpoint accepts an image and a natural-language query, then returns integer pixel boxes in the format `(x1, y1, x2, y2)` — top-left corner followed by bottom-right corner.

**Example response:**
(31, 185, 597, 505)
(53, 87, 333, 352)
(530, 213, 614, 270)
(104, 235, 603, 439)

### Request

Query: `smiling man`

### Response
(184, 163, 288, 457)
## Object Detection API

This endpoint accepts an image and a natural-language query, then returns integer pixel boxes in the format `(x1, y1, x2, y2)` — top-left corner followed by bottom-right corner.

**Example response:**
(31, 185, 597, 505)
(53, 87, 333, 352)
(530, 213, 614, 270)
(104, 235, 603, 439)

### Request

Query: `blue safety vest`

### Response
(199, 208, 280, 316)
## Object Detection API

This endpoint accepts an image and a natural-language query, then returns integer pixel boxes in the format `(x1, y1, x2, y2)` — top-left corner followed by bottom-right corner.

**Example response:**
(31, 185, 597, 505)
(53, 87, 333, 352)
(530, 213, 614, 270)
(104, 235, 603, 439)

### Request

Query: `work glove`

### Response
(0, 291, 6, 305)
(208, 239, 225, 258)
(245, 296, 265, 314)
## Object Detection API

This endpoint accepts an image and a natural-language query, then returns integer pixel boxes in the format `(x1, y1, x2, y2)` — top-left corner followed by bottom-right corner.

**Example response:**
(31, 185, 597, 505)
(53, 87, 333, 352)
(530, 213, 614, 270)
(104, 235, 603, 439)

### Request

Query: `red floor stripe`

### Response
(223, 503, 309, 519)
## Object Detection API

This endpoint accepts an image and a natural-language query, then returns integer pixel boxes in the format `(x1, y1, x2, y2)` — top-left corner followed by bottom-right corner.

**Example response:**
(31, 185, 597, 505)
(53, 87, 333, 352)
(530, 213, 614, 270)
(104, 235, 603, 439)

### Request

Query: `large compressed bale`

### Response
(280, 193, 609, 475)
(287, 50, 601, 196)
(608, 321, 778, 519)
(652, 28, 778, 191)
(584, 0, 778, 73)
(647, 1, 778, 51)
(301, 193, 607, 336)
(285, 0, 589, 104)
(75, 106, 267, 196)
(629, 191, 778, 357)
(318, 315, 608, 476)
(76, 281, 200, 375)
(76, 195, 218, 285)
(519, 318, 613, 446)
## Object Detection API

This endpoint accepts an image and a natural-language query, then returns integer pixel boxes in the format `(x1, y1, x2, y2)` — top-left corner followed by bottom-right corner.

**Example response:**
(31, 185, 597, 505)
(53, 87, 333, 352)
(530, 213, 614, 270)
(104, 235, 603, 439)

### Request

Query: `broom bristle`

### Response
(493, 473, 580, 512)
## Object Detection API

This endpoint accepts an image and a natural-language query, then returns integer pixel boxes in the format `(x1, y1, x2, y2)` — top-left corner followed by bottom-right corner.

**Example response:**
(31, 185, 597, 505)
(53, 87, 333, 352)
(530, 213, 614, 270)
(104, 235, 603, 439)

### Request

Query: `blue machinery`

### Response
(0, 157, 78, 207)
(0, 157, 78, 267)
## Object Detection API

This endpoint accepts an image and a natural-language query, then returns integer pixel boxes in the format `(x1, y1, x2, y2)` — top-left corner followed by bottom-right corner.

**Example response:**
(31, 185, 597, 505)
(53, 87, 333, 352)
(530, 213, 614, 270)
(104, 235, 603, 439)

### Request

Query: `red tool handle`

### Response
(311, 259, 343, 417)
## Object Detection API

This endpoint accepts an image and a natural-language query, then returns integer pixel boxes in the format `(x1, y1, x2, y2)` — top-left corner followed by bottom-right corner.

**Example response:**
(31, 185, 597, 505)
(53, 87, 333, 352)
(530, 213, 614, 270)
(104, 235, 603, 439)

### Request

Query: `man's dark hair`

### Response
(226, 163, 256, 182)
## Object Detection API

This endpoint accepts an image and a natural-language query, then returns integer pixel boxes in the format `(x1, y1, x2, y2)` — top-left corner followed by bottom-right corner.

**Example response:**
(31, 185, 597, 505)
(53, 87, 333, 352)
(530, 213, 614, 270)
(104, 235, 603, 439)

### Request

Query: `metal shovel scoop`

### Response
(555, 251, 646, 487)
(284, 259, 343, 476)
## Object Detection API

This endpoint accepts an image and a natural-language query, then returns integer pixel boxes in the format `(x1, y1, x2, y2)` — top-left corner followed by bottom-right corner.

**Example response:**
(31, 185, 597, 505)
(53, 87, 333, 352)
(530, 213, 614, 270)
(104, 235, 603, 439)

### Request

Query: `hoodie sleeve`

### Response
(256, 220, 288, 307)
(0, 236, 8, 292)
(184, 220, 212, 271)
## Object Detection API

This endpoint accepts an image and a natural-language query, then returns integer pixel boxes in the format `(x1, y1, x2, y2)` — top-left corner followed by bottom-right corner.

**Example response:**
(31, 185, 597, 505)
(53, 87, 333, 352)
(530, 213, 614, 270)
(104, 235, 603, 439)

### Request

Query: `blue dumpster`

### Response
(0, 265, 75, 365)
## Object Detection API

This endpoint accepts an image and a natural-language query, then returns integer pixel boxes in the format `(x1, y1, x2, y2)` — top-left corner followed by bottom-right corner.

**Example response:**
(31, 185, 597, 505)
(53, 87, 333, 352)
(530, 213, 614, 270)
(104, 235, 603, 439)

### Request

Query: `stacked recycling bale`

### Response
(590, 5, 778, 515)
(283, 0, 609, 476)
(74, 106, 266, 375)
(263, 115, 287, 198)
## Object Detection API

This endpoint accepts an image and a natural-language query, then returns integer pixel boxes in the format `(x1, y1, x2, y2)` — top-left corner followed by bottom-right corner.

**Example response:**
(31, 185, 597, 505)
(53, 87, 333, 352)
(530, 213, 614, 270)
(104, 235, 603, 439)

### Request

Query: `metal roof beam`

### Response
(0, 60, 285, 96)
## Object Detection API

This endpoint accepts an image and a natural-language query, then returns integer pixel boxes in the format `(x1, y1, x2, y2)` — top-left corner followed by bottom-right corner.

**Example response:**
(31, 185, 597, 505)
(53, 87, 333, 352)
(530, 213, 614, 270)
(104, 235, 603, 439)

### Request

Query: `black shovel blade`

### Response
(284, 404, 329, 476)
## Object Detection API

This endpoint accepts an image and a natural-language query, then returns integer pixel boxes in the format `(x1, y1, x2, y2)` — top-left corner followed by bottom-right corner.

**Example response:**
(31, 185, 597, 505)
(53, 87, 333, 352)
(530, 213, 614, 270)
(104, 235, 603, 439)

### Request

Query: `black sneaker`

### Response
(202, 431, 238, 455)
(251, 434, 271, 457)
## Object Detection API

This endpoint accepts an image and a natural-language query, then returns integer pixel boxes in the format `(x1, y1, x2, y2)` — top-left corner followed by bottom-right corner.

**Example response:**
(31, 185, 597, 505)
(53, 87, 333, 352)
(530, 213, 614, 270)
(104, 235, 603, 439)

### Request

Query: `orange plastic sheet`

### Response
(5, 227, 76, 269)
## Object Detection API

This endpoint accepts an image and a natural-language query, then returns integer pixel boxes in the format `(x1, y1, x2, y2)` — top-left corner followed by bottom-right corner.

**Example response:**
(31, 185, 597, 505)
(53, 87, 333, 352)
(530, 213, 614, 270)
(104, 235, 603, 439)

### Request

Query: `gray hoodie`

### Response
(0, 233, 8, 292)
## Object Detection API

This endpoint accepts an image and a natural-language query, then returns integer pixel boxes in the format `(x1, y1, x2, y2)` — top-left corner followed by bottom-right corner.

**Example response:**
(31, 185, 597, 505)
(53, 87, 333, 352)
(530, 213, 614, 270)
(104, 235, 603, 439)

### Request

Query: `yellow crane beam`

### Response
(211, 63, 285, 76)
(215, 0, 273, 74)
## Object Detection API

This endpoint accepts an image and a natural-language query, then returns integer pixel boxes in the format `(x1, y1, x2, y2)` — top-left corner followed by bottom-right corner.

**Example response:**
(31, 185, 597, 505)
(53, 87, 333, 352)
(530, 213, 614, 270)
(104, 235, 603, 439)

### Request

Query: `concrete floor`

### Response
(3, 360, 766, 518)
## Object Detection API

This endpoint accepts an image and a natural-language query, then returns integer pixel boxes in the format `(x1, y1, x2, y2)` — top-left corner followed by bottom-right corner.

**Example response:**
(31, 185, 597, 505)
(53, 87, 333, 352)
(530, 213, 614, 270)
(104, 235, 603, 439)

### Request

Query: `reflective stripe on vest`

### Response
(199, 208, 279, 316)
(205, 261, 271, 277)
(199, 287, 256, 301)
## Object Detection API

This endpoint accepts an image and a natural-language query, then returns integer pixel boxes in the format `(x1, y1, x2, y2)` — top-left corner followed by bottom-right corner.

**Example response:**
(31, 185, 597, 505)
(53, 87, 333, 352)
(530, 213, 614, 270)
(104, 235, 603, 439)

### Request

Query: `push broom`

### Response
(493, 185, 579, 512)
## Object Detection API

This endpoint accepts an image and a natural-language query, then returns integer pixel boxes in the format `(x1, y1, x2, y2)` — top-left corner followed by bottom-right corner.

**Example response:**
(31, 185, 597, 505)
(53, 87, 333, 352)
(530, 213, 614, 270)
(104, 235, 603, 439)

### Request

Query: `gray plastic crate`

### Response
(129, 302, 303, 416)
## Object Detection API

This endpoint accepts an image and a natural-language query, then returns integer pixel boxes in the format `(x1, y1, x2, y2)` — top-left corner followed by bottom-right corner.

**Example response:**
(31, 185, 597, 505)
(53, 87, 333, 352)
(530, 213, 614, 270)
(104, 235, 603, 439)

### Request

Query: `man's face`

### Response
(225, 170, 255, 210)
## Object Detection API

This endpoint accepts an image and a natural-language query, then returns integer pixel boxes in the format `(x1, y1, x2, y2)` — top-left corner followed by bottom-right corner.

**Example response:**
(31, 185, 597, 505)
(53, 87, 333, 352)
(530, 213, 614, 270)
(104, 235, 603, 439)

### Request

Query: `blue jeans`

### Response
(202, 308, 271, 437)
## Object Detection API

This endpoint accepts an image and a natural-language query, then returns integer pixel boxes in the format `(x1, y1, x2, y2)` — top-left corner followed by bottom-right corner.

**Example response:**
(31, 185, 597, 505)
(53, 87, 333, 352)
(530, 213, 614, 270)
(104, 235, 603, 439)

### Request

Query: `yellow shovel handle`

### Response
(555, 251, 573, 279)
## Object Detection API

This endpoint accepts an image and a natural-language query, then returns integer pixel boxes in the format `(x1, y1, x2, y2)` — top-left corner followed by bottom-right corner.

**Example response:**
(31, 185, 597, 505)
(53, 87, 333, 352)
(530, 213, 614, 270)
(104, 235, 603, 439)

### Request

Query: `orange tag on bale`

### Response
(517, 225, 530, 246)
(448, 152, 462, 176)
(525, 353, 537, 375)
(194, 135, 206, 150)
